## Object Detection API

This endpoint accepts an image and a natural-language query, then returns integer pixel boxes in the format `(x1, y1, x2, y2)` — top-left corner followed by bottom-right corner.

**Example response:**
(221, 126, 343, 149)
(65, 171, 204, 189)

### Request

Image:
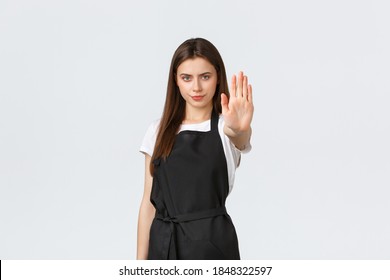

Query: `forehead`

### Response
(177, 57, 216, 74)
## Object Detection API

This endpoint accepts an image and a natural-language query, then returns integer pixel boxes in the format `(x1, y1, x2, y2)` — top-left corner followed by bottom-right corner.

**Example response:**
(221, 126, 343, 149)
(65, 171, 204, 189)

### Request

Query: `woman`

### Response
(137, 38, 254, 260)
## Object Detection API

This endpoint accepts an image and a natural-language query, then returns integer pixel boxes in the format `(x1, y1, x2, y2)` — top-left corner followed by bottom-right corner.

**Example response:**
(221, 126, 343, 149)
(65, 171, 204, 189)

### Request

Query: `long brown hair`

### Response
(150, 38, 230, 175)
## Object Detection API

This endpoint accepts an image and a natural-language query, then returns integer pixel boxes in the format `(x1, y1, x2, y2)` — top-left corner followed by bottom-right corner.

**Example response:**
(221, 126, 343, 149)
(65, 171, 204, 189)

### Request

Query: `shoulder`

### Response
(142, 118, 161, 142)
(146, 118, 161, 135)
(140, 118, 161, 156)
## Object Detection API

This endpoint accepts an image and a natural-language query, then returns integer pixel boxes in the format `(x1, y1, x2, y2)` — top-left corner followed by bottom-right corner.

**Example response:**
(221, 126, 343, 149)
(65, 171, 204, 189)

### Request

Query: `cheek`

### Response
(177, 81, 191, 93)
(206, 80, 218, 93)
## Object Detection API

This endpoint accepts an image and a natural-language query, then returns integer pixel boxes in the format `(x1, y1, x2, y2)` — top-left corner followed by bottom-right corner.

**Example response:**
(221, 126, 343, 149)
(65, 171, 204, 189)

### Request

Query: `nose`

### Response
(192, 78, 202, 92)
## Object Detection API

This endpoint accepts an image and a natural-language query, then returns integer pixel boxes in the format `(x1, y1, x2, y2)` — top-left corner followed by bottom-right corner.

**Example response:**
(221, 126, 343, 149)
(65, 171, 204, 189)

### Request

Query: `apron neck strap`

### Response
(210, 110, 219, 132)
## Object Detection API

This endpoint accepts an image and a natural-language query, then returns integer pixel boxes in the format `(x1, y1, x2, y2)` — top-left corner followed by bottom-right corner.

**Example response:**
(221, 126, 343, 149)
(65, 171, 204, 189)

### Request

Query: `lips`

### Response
(191, 95, 205, 101)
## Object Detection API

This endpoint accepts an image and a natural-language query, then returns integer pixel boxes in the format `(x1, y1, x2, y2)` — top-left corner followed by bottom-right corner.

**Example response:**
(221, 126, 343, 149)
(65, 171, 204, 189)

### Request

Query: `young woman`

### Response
(137, 38, 254, 260)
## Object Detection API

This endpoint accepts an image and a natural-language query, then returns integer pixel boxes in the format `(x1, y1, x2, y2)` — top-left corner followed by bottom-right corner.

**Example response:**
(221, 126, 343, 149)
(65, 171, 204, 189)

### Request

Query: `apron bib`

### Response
(148, 110, 240, 260)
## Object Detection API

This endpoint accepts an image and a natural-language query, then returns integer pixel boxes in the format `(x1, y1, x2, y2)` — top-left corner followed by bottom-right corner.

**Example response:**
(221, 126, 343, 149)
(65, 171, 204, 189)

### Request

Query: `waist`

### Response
(155, 206, 227, 223)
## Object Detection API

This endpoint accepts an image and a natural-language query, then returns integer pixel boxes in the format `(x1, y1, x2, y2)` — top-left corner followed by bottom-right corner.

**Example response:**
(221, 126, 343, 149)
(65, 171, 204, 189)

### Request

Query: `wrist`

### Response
(223, 125, 251, 138)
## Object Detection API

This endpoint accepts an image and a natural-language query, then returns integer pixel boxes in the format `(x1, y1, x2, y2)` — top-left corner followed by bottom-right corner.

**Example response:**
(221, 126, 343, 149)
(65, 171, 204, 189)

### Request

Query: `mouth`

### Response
(191, 95, 205, 101)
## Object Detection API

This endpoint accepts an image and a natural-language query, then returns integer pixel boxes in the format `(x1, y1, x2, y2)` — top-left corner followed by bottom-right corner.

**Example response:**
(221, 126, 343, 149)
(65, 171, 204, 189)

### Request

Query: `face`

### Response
(176, 57, 218, 113)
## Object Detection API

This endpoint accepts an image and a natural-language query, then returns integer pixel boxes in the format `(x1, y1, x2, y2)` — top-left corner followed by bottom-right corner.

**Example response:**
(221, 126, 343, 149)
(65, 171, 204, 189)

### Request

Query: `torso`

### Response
(147, 111, 240, 260)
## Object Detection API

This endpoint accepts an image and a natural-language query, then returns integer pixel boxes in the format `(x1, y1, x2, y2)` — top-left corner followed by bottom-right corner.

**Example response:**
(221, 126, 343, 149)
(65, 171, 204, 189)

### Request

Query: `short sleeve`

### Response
(139, 119, 160, 157)
(217, 115, 252, 194)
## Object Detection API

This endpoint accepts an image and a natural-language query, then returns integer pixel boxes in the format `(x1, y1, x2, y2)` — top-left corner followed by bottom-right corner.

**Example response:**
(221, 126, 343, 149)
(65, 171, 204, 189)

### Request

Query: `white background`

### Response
(1, 0, 389, 259)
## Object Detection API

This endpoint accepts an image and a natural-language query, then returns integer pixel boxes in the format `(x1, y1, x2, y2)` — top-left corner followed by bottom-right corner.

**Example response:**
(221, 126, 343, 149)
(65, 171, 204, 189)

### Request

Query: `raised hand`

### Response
(221, 71, 254, 138)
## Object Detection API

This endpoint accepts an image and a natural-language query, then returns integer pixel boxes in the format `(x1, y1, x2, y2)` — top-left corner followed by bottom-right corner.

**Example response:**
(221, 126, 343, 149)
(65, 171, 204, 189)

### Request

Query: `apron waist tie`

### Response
(155, 206, 227, 259)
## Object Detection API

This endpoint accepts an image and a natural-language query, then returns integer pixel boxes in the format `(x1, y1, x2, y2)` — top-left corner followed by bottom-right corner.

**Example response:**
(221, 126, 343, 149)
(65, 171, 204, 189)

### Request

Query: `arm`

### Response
(136, 154, 155, 260)
(221, 71, 254, 150)
(223, 125, 252, 151)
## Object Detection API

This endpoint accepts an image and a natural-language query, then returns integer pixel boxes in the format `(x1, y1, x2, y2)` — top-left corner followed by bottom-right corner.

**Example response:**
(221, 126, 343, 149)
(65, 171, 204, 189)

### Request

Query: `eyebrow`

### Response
(179, 72, 213, 76)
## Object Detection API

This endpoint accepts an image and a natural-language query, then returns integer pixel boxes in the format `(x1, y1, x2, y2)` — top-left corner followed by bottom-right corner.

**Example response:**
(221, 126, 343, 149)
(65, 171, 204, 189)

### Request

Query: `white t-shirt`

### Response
(139, 115, 251, 194)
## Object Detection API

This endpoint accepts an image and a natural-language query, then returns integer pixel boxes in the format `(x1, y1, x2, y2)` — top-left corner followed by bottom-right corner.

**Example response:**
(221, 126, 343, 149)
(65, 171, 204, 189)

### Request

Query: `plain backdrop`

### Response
(1, 0, 389, 259)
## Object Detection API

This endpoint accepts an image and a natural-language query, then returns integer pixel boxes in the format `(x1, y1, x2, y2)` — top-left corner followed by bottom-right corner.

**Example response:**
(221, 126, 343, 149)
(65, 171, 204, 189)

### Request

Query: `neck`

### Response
(183, 104, 213, 124)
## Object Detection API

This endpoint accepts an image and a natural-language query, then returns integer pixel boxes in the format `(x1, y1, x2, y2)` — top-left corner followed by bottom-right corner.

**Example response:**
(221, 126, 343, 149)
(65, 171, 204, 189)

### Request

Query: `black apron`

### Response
(148, 110, 240, 260)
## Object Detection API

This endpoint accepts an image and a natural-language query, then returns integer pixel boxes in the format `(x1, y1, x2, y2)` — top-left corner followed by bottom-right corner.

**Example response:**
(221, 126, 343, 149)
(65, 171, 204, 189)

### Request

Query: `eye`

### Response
(181, 75, 191, 82)
(202, 75, 210, 80)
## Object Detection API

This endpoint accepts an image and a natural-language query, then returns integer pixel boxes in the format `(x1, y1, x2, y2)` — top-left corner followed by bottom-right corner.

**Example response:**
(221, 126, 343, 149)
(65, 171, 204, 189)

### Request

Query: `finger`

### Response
(243, 75, 248, 100)
(230, 75, 237, 99)
(220, 93, 229, 115)
(237, 71, 243, 98)
(248, 84, 253, 103)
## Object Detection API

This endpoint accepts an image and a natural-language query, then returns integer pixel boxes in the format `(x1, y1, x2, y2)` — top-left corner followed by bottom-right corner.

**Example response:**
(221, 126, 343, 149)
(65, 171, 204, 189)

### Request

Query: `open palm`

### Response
(221, 71, 254, 134)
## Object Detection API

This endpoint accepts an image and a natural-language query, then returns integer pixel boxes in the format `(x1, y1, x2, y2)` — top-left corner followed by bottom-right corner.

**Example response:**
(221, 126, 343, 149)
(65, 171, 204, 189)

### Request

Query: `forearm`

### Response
(137, 196, 155, 260)
(223, 125, 252, 151)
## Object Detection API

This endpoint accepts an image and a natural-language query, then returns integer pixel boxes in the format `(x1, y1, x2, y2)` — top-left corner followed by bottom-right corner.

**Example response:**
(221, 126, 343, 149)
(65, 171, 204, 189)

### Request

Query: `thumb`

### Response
(221, 93, 229, 115)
